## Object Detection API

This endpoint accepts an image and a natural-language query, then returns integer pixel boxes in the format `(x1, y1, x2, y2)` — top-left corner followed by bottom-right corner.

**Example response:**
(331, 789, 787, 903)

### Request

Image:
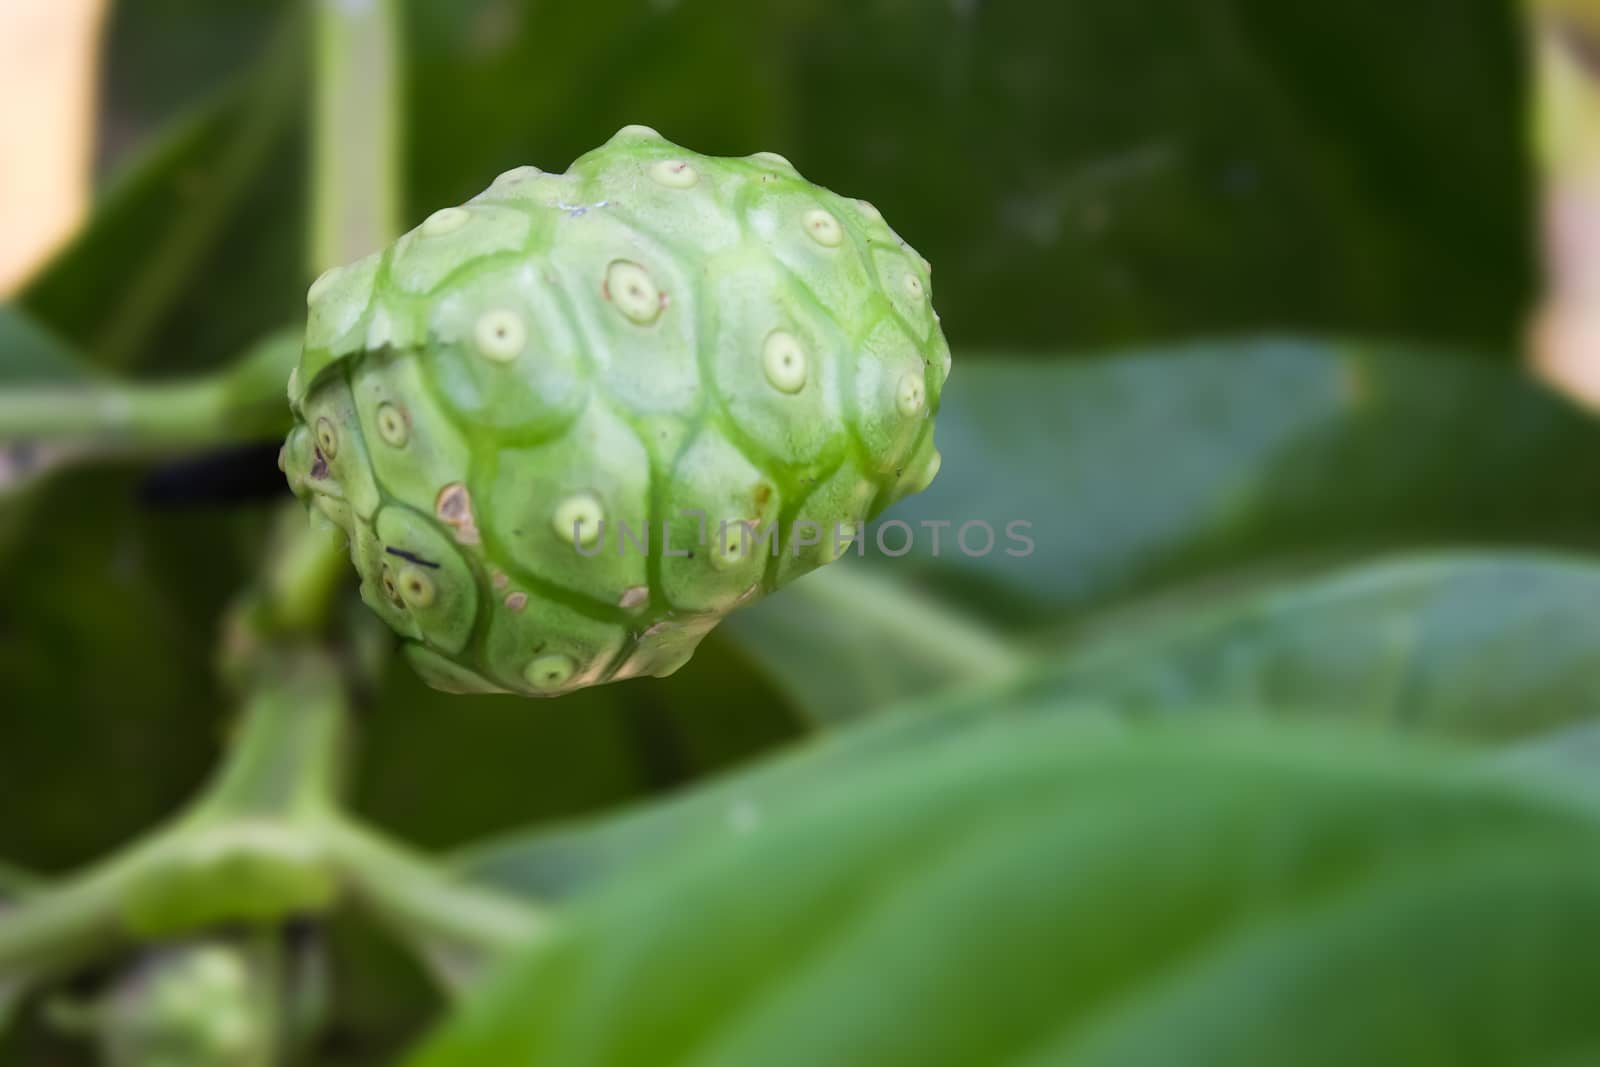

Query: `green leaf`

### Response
(1497, 720, 1600, 805)
(0, 307, 92, 386)
(992, 552, 1600, 741)
(418, 722, 1600, 1067)
(457, 552, 1600, 902)
(19, 7, 306, 372)
(406, 0, 1529, 352)
(893, 340, 1600, 621)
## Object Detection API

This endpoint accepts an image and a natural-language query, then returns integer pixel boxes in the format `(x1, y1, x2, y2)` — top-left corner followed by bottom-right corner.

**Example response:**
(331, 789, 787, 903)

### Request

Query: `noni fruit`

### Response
(282, 125, 948, 697)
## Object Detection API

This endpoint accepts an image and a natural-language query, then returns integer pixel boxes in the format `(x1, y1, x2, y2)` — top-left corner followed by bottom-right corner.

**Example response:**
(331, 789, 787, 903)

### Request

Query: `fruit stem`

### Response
(198, 648, 350, 819)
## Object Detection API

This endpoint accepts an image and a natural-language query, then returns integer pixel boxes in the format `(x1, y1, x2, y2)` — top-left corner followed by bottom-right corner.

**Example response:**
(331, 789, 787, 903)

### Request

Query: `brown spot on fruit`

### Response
(436, 482, 481, 545)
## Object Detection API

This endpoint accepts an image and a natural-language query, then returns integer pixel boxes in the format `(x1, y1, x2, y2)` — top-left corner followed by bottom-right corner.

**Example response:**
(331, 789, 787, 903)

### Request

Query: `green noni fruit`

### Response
(282, 125, 948, 697)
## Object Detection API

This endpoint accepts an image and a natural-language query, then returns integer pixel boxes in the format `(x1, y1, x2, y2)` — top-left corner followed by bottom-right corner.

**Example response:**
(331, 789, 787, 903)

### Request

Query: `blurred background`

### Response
(0, 0, 1569, 1061)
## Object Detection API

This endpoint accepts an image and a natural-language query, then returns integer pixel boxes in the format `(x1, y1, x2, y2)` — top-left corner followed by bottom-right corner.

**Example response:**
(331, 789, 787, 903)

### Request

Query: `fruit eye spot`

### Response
(553, 492, 605, 546)
(896, 373, 926, 416)
(398, 565, 436, 608)
(650, 159, 699, 188)
(905, 274, 925, 299)
(524, 653, 576, 690)
(376, 402, 409, 447)
(604, 260, 663, 324)
(762, 331, 808, 393)
(711, 522, 753, 570)
(421, 207, 470, 236)
(315, 417, 339, 459)
(804, 209, 843, 247)
(474, 308, 527, 362)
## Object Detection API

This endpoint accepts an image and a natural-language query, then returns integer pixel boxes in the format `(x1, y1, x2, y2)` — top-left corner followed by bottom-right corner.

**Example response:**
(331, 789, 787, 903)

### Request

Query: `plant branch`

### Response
(312, 0, 403, 273)
(316, 819, 548, 997)
(0, 328, 298, 454)
(0, 652, 352, 987)
(198, 649, 349, 818)
(259, 509, 354, 637)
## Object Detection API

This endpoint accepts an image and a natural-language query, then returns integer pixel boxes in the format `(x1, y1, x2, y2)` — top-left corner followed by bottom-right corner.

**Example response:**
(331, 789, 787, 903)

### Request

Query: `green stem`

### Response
(317, 820, 547, 996)
(0, 832, 173, 989)
(198, 650, 349, 818)
(261, 510, 353, 636)
(312, 0, 403, 273)
(0, 328, 299, 453)
(809, 565, 1026, 678)
(0, 379, 237, 446)
(0, 652, 352, 987)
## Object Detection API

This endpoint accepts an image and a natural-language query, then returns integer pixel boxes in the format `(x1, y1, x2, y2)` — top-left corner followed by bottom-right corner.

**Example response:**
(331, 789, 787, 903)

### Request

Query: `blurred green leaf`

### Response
(1007, 552, 1600, 740)
(405, 0, 1529, 352)
(21, 6, 306, 373)
(53, 0, 1527, 392)
(1497, 720, 1600, 804)
(419, 721, 1600, 1067)
(457, 551, 1600, 901)
(98, 0, 291, 148)
(893, 340, 1600, 621)
(0, 307, 93, 385)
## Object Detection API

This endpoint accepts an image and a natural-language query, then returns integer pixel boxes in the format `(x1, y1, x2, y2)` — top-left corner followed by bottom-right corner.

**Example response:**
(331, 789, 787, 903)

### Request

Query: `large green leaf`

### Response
(458, 552, 1600, 901)
(722, 338, 1600, 718)
(888, 340, 1600, 621)
(27, 0, 1522, 391)
(417, 721, 1600, 1067)
(406, 0, 1529, 352)
(999, 552, 1600, 740)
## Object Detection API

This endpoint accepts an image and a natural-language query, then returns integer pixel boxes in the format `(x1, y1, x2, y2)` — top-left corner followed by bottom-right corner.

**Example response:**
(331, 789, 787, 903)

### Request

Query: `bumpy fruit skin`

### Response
(282, 125, 949, 697)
